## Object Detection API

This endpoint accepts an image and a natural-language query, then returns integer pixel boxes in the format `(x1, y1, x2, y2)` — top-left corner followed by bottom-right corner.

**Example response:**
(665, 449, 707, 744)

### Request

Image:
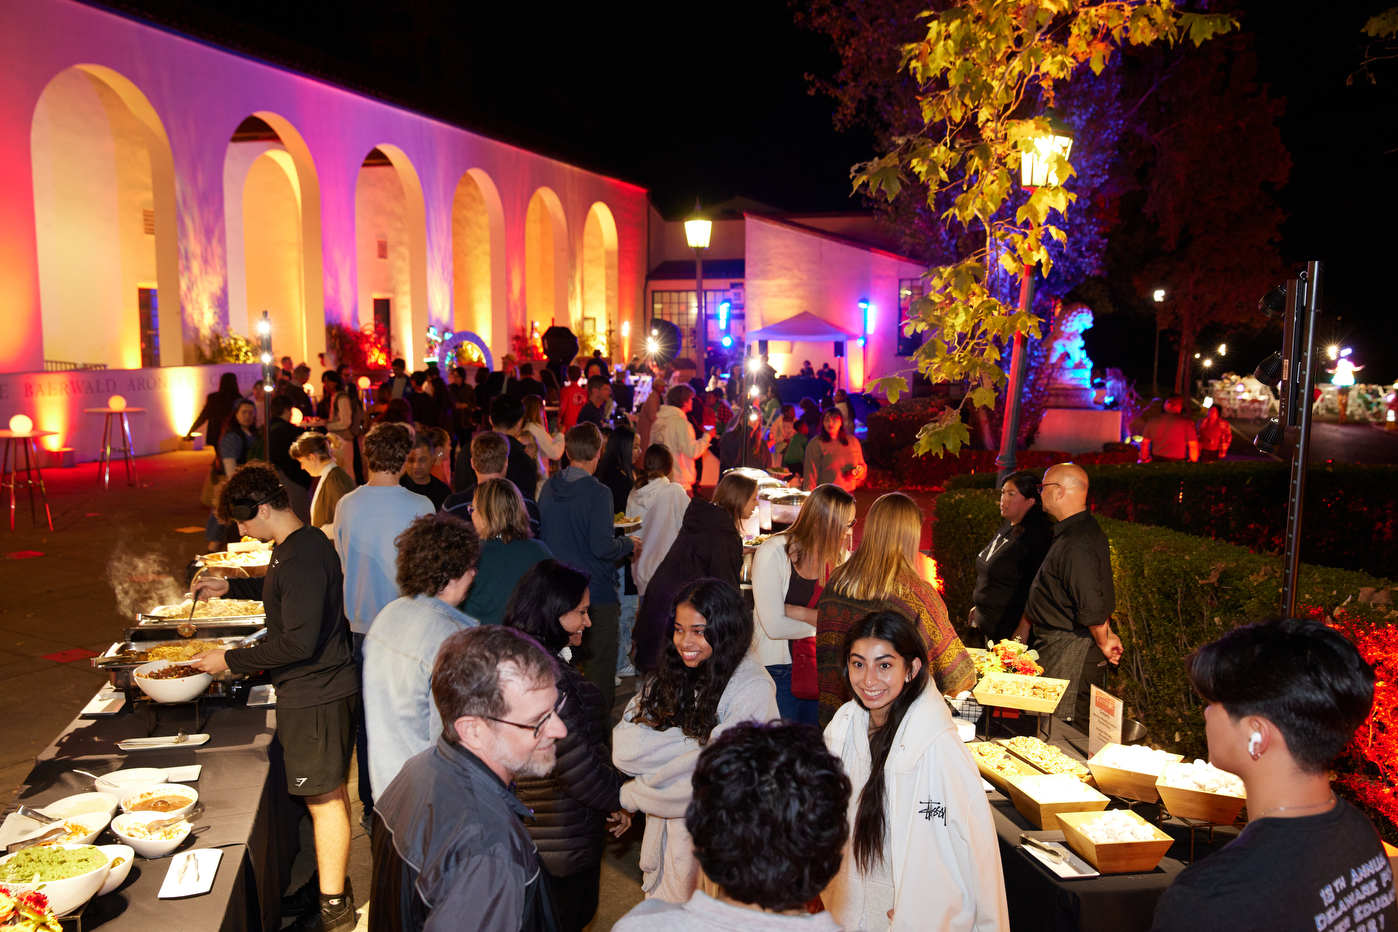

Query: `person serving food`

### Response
(187, 462, 360, 932)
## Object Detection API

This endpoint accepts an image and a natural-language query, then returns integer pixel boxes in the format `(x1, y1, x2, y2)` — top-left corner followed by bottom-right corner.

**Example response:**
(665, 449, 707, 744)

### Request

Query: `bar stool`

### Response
(0, 427, 56, 531)
(85, 406, 145, 489)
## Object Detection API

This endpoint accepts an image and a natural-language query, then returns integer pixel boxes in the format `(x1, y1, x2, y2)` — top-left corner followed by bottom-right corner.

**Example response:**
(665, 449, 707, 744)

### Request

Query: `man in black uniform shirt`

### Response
(190, 463, 359, 932)
(575, 374, 613, 429)
(1151, 618, 1395, 932)
(1016, 462, 1122, 723)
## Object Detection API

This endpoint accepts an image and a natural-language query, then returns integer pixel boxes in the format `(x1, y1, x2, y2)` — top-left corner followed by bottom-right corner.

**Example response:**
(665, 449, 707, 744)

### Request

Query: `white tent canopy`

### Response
(745, 311, 858, 342)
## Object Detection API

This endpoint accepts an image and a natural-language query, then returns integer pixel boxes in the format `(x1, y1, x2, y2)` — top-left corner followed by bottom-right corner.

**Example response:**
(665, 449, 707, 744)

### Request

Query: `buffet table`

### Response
(1, 697, 299, 932)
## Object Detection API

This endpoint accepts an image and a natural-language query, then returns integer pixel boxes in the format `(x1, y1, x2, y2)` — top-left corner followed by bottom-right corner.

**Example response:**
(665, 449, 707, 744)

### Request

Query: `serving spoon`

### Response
(72, 769, 121, 789)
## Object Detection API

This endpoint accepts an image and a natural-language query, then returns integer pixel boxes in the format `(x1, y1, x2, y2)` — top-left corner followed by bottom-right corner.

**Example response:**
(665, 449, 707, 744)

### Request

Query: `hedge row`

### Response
(945, 461, 1398, 581)
(933, 489, 1398, 838)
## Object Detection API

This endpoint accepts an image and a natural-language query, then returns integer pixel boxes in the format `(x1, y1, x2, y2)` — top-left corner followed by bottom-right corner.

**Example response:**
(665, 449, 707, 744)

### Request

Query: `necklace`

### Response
(1257, 793, 1337, 818)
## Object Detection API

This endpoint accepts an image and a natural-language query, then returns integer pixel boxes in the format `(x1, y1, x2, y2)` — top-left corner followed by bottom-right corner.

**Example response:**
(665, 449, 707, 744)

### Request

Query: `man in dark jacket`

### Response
(370, 626, 565, 932)
(537, 423, 638, 710)
(267, 394, 314, 522)
(474, 394, 541, 503)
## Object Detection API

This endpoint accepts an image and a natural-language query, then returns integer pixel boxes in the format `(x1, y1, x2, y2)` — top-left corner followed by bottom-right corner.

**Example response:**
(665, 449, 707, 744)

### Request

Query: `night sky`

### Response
(115, 0, 1398, 382)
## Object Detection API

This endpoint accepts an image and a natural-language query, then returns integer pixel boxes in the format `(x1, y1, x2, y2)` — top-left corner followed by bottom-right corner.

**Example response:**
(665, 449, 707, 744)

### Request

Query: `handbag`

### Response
(790, 575, 824, 701)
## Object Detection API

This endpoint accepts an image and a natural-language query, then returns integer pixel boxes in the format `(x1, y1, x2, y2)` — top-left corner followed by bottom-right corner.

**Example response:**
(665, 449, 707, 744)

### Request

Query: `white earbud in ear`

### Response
(1247, 731, 1262, 759)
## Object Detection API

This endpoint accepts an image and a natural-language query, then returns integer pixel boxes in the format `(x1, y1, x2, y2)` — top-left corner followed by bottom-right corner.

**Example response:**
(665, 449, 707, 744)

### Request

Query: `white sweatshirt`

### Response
(823, 690, 1009, 932)
(613, 658, 779, 903)
(626, 477, 691, 595)
(751, 535, 817, 666)
(651, 406, 709, 490)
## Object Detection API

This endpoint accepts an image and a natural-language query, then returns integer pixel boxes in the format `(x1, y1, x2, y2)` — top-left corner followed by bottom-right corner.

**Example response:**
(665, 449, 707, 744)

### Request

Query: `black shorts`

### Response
(277, 694, 359, 797)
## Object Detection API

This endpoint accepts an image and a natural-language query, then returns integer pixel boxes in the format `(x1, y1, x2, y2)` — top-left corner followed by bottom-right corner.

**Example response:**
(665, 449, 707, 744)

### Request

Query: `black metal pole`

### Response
(695, 249, 705, 375)
(995, 264, 1035, 485)
(1281, 261, 1323, 617)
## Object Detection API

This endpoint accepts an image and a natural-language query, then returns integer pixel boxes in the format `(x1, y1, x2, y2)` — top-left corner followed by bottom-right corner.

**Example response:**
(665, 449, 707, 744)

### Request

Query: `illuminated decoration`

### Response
(107, 394, 127, 412)
(1044, 304, 1095, 406)
(721, 335, 732, 348)
(1020, 108, 1075, 189)
(1202, 397, 1214, 409)
(859, 298, 872, 347)
(357, 376, 370, 389)
(1153, 289, 1166, 302)
(1328, 345, 1340, 360)
(621, 322, 630, 337)
(1218, 343, 1227, 356)
(1341, 347, 1353, 358)
(529, 321, 545, 358)
(718, 301, 730, 332)
(424, 326, 461, 366)
(1203, 358, 1213, 368)
(290, 408, 304, 425)
(8, 414, 34, 435)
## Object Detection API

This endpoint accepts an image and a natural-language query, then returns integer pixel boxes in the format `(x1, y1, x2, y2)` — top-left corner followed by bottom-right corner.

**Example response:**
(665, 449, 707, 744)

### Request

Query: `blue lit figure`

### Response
(718, 301, 730, 332)
(859, 299, 873, 346)
(1327, 348, 1363, 425)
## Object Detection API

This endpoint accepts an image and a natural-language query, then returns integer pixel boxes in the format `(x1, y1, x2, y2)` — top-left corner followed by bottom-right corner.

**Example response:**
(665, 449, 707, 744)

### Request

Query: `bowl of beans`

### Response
(133, 659, 212, 703)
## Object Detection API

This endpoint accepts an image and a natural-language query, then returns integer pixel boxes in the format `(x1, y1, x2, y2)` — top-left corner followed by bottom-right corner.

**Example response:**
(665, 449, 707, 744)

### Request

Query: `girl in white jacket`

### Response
(751, 483, 855, 725)
(625, 445, 691, 596)
(613, 578, 779, 903)
(823, 610, 1009, 932)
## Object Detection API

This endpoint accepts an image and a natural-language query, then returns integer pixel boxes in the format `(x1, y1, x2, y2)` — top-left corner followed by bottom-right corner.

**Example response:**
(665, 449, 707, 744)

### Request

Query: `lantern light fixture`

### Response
(684, 202, 712, 250)
(1153, 289, 1166, 303)
(107, 395, 127, 412)
(1020, 109, 1075, 189)
(8, 414, 33, 435)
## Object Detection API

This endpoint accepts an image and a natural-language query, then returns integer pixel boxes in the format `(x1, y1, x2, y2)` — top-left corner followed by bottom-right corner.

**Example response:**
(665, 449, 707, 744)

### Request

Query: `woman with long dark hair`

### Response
(630, 472, 757, 672)
(187, 371, 241, 450)
(970, 469, 1052, 644)
(614, 578, 778, 903)
(822, 611, 1007, 932)
(595, 424, 637, 514)
(204, 397, 258, 551)
(802, 408, 866, 492)
(504, 560, 631, 932)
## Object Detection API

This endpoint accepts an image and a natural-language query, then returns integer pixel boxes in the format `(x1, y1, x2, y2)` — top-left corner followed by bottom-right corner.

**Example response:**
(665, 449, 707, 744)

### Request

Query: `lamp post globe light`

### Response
(685, 200, 712, 372)
(996, 110, 1075, 483)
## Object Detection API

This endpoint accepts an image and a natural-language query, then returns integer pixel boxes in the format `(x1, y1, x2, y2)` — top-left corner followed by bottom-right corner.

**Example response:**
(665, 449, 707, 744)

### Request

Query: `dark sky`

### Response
(119, 0, 1397, 378)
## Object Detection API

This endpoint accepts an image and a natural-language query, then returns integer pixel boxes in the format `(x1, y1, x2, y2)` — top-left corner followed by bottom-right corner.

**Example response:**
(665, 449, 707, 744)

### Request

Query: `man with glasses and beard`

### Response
(370, 626, 567, 932)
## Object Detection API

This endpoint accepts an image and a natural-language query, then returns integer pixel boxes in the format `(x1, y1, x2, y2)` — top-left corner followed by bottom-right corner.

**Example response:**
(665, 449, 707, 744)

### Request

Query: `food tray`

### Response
(1006, 775, 1110, 830)
(137, 600, 265, 626)
(1000, 737, 1094, 785)
(94, 636, 249, 690)
(1087, 745, 1184, 803)
(1057, 810, 1174, 873)
(968, 742, 1038, 795)
(199, 551, 270, 567)
(973, 670, 1069, 713)
(1155, 768, 1246, 824)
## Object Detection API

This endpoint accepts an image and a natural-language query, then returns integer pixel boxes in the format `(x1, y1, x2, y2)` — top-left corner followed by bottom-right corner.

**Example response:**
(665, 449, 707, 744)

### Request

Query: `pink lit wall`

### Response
(0, 0, 649, 381)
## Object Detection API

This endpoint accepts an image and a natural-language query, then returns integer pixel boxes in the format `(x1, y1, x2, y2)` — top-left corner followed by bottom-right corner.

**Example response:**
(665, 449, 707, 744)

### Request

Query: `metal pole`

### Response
(695, 249, 705, 375)
(995, 264, 1036, 484)
(1281, 261, 1323, 617)
(1152, 324, 1161, 394)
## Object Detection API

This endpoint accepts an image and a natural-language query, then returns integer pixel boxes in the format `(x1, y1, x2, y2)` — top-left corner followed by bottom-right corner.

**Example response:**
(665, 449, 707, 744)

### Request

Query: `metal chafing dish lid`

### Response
(723, 467, 786, 492)
(760, 487, 809, 503)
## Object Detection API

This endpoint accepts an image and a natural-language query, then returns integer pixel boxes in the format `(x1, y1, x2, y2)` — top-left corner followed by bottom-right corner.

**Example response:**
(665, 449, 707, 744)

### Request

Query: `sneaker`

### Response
(281, 872, 320, 917)
(614, 676, 622, 686)
(617, 663, 637, 677)
(291, 892, 356, 932)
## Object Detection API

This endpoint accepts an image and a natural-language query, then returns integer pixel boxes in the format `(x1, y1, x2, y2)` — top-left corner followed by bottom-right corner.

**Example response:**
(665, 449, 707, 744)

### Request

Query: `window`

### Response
(376, 238, 388, 259)
(142, 209, 155, 235)
(373, 298, 392, 352)
(651, 289, 736, 359)
(138, 288, 159, 367)
(897, 279, 925, 357)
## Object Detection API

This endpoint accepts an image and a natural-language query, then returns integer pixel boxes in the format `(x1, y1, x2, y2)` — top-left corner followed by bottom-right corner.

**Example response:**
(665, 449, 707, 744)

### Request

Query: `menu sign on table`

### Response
(1087, 685, 1124, 756)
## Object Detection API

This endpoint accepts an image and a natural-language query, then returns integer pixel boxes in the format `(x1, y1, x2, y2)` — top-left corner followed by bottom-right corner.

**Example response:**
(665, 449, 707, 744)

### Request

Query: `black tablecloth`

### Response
(4, 698, 300, 932)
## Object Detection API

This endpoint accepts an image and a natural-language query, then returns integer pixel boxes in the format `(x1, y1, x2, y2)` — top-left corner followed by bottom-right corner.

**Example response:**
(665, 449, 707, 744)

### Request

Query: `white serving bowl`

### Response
(0, 844, 110, 916)
(109, 812, 191, 859)
(119, 784, 198, 822)
(132, 659, 212, 703)
(17, 810, 110, 847)
(96, 844, 135, 895)
(97, 767, 169, 792)
(39, 792, 119, 821)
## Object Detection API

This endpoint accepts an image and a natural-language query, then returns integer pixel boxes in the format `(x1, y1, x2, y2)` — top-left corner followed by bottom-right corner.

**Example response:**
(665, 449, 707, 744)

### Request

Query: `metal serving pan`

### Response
(136, 601, 265, 627)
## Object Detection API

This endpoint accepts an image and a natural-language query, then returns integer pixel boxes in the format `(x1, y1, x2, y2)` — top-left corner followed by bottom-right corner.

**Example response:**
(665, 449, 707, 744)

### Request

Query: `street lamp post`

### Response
(685, 200, 713, 375)
(995, 111, 1074, 485)
(1152, 289, 1166, 393)
(256, 311, 273, 457)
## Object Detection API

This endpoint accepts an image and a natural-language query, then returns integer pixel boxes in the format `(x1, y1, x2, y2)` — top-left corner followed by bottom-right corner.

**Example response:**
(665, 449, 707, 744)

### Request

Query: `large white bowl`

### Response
(0, 844, 110, 916)
(119, 784, 198, 822)
(132, 659, 212, 703)
(39, 792, 119, 821)
(16, 810, 110, 847)
(109, 812, 191, 859)
(97, 767, 169, 792)
(96, 844, 134, 896)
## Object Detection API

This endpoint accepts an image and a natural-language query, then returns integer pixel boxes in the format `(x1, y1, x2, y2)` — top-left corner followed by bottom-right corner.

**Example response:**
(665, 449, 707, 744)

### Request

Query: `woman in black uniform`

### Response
(969, 469, 1053, 644)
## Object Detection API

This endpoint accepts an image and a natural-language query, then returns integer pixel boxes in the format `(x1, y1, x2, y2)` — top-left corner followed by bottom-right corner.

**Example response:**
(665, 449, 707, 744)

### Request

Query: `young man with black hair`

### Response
(190, 463, 359, 932)
(508, 362, 546, 402)
(1150, 618, 1395, 932)
(614, 721, 853, 931)
(384, 358, 413, 400)
(455, 393, 539, 503)
(575, 375, 613, 429)
(442, 430, 541, 534)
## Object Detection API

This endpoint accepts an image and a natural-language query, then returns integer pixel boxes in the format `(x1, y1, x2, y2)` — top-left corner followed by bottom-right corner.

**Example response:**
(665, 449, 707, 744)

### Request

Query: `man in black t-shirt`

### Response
(1151, 618, 1395, 932)
(190, 463, 359, 932)
(575, 374, 613, 429)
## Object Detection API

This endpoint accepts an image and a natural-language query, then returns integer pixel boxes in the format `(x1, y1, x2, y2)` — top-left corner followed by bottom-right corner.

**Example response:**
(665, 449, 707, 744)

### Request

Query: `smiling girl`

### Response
(822, 611, 1007, 932)
(613, 578, 779, 903)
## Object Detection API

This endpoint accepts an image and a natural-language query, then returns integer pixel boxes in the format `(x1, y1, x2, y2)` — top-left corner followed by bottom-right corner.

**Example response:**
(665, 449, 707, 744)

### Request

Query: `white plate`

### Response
(613, 518, 642, 529)
(81, 685, 126, 717)
(118, 734, 210, 751)
(158, 848, 222, 898)
(247, 684, 277, 708)
(166, 765, 202, 782)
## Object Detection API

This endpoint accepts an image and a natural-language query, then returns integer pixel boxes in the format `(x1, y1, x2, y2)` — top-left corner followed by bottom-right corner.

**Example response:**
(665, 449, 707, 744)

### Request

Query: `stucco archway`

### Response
(582, 201, 619, 359)
(356, 146, 429, 369)
(452, 169, 506, 358)
(524, 187, 568, 348)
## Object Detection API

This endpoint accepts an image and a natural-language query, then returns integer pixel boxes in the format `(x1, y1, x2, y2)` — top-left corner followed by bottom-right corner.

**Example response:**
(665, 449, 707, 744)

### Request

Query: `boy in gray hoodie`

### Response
(538, 422, 638, 710)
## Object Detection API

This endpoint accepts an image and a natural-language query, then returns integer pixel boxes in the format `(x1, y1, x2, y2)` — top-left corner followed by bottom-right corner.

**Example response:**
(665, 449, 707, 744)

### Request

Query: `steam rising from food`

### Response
(107, 546, 182, 619)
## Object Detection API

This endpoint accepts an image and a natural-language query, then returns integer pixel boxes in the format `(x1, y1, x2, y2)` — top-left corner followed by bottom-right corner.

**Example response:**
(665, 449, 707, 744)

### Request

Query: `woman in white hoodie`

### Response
(613, 578, 779, 904)
(823, 610, 1008, 932)
(626, 445, 691, 596)
(751, 483, 855, 726)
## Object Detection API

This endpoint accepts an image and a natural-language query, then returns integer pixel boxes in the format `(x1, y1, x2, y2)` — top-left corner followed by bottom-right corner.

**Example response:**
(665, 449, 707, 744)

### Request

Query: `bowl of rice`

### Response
(0, 844, 111, 916)
(110, 811, 192, 858)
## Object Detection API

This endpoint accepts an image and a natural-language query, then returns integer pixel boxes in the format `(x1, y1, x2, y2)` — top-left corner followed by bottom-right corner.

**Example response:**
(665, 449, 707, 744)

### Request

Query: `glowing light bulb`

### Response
(261, 353, 273, 364)
(646, 338, 659, 353)
(749, 386, 760, 397)
(1203, 358, 1213, 367)
(1218, 343, 1227, 356)
(291, 408, 304, 425)
(107, 394, 127, 412)
(746, 358, 760, 373)
(8, 414, 33, 434)
(256, 319, 271, 336)
(1202, 397, 1214, 408)
(357, 376, 371, 389)
(1153, 289, 1166, 302)
(1328, 345, 1339, 360)
(621, 322, 630, 337)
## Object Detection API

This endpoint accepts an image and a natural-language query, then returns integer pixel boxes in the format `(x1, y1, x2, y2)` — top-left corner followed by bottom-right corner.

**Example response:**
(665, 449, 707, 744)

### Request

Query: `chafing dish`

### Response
(94, 627, 266, 693)
(136, 600, 265, 626)
(759, 487, 809, 526)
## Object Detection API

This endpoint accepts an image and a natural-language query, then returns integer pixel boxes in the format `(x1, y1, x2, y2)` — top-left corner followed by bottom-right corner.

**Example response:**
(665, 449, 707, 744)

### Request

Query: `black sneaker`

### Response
(290, 889, 355, 932)
(281, 872, 320, 917)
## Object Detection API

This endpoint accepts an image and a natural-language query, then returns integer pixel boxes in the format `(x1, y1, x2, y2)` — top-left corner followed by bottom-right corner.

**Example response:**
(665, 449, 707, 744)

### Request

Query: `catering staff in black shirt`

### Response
(1017, 462, 1122, 724)
(971, 470, 1053, 643)
(189, 462, 360, 932)
(1151, 618, 1395, 932)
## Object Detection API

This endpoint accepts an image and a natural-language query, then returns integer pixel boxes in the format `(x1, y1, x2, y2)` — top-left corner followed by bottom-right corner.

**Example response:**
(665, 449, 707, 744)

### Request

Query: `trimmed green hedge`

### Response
(933, 489, 1396, 758)
(945, 462, 1398, 580)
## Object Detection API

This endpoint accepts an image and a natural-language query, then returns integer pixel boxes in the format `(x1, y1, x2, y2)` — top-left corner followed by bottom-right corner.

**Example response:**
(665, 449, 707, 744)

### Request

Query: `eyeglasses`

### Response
(484, 693, 567, 739)
(1036, 482, 1060, 493)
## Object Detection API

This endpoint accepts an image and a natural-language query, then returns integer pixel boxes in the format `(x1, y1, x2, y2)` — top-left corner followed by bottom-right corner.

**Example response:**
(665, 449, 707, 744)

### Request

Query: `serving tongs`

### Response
(95, 650, 151, 668)
(1022, 836, 1067, 863)
(6, 825, 68, 854)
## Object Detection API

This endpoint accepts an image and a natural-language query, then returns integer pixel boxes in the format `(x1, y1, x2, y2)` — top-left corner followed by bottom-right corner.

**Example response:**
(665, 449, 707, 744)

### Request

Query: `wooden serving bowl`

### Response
(1006, 774, 1109, 830)
(1156, 779, 1247, 824)
(968, 743, 1039, 795)
(1058, 810, 1175, 873)
(1087, 745, 1183, 803)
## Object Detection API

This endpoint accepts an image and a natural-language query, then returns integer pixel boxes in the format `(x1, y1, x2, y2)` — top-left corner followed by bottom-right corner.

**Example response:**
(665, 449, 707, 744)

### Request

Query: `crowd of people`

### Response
(177, 358, 1393, 932)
